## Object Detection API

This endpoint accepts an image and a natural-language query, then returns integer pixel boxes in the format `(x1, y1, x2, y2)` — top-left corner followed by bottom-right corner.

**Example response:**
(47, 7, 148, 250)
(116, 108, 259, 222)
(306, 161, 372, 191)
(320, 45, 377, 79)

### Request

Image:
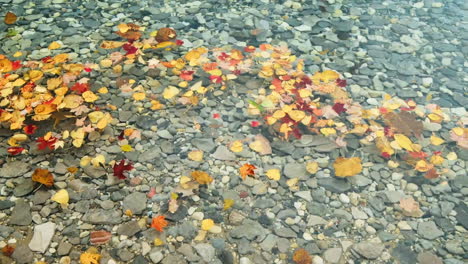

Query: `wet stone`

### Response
(353, 241, 385, 259)
(417, 221, 444, 240)
(9, 199, 32, 226)
(13, 179, 34, 197)
(230, 219, 268, 241)
(122, 192, 147, 215)
(11, 244, 34, 264)
(117, 221, 141, 237)
(317, 178, 351, 193)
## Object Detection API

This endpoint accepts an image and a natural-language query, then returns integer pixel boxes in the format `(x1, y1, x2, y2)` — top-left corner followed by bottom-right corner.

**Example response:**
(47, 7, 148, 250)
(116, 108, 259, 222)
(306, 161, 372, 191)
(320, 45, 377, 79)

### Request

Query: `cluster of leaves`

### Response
(0, 51, 112, 154)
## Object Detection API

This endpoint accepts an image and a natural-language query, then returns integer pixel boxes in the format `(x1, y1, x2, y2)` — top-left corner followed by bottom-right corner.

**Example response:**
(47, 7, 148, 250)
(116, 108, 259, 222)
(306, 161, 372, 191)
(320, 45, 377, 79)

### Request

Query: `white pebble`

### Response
(303, 233, 313, 241)
(191, 212, 204, 221)
(339, 193, 350, 204)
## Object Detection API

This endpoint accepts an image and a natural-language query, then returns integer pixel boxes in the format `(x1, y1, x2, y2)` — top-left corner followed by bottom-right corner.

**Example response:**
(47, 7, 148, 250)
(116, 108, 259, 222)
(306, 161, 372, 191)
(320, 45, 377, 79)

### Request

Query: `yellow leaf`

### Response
(388, 160, 400, 168)
(80, 156, 92, 167)
(265, 169, 280, 181)
(100, 59, 112, 68)
(415, 160, 433, 172)
(430, 155, 444, 166)
(320, 127, 336, 136)
(452, 127, 464, 136)
(121, 144, 133, 152)
(394, 134, 414, 152)
(48, 41, 61, 50)
(88, 111, 104, 123)
(117, 23, 130, 33)
(12, 78, 25, 87)
(272, 110, 286, 119)
(98, 87, 108, 94)
(13, 51, 22, 57)
(446, 152, 457, 161)
(333, 157, 362, 177)
(163, 86, 180, 99)
(82, 91, 99, 103)
(188, 150, 203, 161)
(133, 92, 146, 101)
(191, 171, 213, 185)
(230, 140, 243, 153)
(154, 238, 164, 246)
(428, 113, 443, 123)
(286, 178, 299, 188)
(306, 161, 319, 174)
(289, 110, 305, 122)
(51, 189, 69, 205)
(430, 135, 445, 146)
(223, 199, 235, 210)
(201, 219, 214, 231)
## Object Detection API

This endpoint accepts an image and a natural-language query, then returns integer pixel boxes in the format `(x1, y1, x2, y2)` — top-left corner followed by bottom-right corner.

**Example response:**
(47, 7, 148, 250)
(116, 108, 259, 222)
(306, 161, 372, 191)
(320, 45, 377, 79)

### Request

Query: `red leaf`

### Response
(12, 61, 22, 70)
(23, 124, 37, 135)
(381, 152, 391, 159)
(336, 78, 347, 87)
(71, 82, 89, 94)
(113, 159, 133, 180)
(180, 70, 194, 81)
(424, 168, 439, 179)
(84, 67, 92, 72)
(244, 46, 256, 53)
(251, 121, 260, 127)
(175, 39, 184, 46)
(332, 103, 346, 114)
(212, 113, 220, 119)
(117, 130, 125, 141)
(41, 56, 53, 63)
(123, 43, 138, 55)
(209, 75, 223, 84)
(36, 137, 57, 150)
(408, 151, 428, 159)
(7, 147, 25, 155)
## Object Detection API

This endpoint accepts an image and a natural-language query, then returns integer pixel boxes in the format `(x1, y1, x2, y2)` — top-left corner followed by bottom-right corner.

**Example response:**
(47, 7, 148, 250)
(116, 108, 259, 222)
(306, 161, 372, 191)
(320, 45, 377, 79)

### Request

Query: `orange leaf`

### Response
(31, 168, 54, 187)
(4, 12, 17, 25)
(191, 171, 213, 185)
(424, 168, 440, 179)
(292, 248, 312, 264)
(239, 163, 256, 180)
(151, 215, 168, 232)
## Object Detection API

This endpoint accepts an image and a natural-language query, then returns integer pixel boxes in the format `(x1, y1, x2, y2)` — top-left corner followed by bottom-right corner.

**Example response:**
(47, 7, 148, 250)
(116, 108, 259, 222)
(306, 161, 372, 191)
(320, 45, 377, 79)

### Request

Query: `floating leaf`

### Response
(113, 159, 133, 180)
(249, 134, 272, 155)
(333, 157, 362, 177)
(191, 171, 213, 184)
(51, 189, 69, 205)
(265, 169, 280, 181)
(32, 168, 54, 187)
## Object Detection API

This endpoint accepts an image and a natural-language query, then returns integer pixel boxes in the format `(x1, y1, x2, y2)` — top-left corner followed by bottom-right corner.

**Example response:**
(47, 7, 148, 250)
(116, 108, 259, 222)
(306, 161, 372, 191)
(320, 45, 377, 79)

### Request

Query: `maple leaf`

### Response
(383, 111, 423, 137)
(332, 103, 346, 114)
(71, 82, 89, 94)
(239, 163, 256, 180)
(151, 215, 168, 232)
(113, 159, 133, 180)
(36, 136, 57, 150)
(31, 168, 54, 187)
(1, 244, 15, 257)
(23, 124, 37, 135)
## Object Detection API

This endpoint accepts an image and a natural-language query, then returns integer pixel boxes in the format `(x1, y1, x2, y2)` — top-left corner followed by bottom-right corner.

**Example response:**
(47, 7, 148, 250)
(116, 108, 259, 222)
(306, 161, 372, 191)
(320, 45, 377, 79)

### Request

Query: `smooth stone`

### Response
(353, 241, 385, 259)
(417, 221, 443, 240)
(82, 209, 122, 224)
(11, 244, 34, 264)
(13, 179, 34, 197)
(212, 146, 236, 161)
(230, 219, 267, 241)
(323, 248, 342, 263)
(29, 222, 56, 253)
(0, 161, 30, 178)
(10, 199, 32, 226)
(193, 243, 215, 262)
(122, 192, 147, 215)
(283, 163, 308, 179)
(317, 178, 351, 193)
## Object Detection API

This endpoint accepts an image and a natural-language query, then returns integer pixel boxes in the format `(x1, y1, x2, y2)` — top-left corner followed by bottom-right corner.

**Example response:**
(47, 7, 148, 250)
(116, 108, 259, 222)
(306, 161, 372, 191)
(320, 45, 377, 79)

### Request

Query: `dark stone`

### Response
(391, 242, 417, 263)
(13, 179, 34, 197)
(317, 178, 351, 193)
(0, 200, 14, 210)
(132, 255, 149, 264)
(9, 199, 32, 226)
(218, 250, 234, 264)
(454, 202, 468, 229)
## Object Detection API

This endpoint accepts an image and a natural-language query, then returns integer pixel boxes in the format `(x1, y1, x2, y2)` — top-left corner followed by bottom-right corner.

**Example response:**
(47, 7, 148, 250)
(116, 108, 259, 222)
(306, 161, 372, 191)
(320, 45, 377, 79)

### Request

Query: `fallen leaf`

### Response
(48, 41, 61, 50)
(188, 150, 204, 161)
(333, 157, 362, 177)
(32, 168, 54, 187)
(90, 230, 111, 245)
(230, 140, 244, 152)
(223, 199, 235, 210)
(201, 219, 214, 231)
(133, 92, 146, 101)
(120, 144, 133, 152)
(113, 159, 133, 180)
(305, 161, 319, 174)
(151, 215, 168, 232)
(394, 134, 415, 152)
(1, 244, 15, 257)
(168, 198, 179, 214)
(263, 168, 280, 181)
(80, 251, 101, 264)
(191, 171, 213, 185)
(51, 189, 69, 205)
(383, 111, 423, 137)
(292, 248, 312, 264)
(163, 86, 180, 99)
(239, 163, 256, 180)
(4, 12, 17, 24)
(430, 135, 445, 146)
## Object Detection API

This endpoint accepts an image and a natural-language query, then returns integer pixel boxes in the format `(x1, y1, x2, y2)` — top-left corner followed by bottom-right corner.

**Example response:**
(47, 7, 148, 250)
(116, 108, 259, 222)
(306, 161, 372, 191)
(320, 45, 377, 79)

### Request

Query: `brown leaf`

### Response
(4, 12, 17, 25)
(191, 171, 213, 185)
(424, 168, 440, 179)
(292, 248, 312, 264)
(31, 168, 54, 187)
(383, 111, 423, 137)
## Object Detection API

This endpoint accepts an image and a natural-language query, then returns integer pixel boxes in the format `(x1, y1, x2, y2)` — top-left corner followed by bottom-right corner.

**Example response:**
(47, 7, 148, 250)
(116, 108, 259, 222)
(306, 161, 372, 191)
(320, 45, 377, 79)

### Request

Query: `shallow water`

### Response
(0, 0, 467, 264)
